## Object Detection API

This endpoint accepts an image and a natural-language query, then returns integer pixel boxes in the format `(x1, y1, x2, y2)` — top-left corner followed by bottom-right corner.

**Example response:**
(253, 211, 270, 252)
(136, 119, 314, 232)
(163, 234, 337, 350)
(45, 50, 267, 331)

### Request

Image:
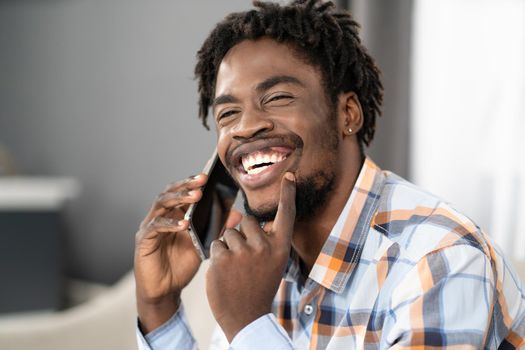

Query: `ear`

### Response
(337, 91, 363, 138)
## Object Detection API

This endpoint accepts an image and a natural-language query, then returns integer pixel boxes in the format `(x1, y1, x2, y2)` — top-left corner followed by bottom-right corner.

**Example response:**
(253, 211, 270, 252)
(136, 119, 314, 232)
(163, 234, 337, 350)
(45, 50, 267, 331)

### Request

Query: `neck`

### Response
(291, 147, 363, 275)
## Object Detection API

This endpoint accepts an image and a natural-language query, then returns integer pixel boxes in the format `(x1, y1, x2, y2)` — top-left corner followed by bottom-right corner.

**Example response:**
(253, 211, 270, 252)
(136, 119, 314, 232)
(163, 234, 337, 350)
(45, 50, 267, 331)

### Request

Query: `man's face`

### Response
(213, 38, 341, 221)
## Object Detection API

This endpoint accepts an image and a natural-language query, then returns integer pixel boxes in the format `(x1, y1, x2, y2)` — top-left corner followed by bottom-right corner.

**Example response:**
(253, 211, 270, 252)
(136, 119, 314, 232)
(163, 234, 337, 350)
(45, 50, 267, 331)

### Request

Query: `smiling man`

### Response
(134, 1, 525, 349)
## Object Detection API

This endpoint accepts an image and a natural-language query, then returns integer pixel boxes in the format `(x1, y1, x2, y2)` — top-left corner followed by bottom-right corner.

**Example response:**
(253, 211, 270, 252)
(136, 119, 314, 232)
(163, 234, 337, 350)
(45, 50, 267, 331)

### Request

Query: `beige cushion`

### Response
(0, 261, 216, 350)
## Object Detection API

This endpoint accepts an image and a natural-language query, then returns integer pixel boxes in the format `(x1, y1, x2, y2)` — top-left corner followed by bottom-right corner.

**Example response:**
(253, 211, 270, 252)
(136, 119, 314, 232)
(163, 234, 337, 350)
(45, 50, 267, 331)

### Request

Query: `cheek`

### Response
(291, 117, 332, 149)
(216, 132, 230, 165)
(293, 121, 338, 174)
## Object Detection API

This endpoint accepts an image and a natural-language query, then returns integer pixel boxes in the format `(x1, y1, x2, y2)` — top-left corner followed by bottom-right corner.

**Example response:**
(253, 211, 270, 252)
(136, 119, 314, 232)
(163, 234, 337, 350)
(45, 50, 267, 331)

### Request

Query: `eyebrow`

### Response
(212, 75, 304, 108)
(255, 75, 304, 93)
(212, 94, 239, 108)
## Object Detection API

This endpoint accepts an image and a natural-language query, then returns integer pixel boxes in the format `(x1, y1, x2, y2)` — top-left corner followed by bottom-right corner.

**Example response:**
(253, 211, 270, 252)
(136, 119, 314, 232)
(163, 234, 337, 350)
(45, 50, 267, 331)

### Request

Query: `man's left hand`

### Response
(206, 172, 296, 342)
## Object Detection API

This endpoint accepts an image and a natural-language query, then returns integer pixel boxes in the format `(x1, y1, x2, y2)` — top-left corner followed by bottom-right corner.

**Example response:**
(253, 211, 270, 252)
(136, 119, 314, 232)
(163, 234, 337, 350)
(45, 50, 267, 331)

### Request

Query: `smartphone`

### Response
(184, 149, 239, 260)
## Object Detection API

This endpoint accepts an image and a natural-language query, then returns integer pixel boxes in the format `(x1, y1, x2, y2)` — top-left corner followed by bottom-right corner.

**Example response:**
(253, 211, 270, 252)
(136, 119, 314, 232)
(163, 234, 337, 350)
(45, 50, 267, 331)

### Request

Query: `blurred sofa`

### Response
(0, 261, 216, 350)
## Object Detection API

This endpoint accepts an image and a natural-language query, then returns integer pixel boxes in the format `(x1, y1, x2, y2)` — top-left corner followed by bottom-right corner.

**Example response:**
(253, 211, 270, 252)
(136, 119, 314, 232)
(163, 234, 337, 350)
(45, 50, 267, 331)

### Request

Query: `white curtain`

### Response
(411, 0, 525, 261)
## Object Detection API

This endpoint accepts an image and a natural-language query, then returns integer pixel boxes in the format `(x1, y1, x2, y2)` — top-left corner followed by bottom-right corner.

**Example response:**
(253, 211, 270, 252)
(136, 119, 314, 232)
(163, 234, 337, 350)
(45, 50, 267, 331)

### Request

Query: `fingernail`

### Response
(284, 172, 295, 182)
(190, 174, 200, 180)
(188, 190, 198, 196)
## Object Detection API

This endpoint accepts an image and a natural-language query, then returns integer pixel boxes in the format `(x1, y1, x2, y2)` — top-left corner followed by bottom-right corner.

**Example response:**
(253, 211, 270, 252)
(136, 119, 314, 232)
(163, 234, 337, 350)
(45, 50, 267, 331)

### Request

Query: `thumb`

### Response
(272, 172, 296, 243)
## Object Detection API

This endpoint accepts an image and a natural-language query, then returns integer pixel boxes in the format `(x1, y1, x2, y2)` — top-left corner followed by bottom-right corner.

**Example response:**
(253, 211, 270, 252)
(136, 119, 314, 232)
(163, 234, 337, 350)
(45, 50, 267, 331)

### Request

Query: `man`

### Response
(135, 1, 525, 349)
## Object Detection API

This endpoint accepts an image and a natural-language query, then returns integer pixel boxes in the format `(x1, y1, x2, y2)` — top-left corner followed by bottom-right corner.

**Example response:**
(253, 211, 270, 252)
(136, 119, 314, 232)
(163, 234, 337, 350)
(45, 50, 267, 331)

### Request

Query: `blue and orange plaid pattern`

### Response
(268, 158, 525, 349)
(138, 158, 525, 349)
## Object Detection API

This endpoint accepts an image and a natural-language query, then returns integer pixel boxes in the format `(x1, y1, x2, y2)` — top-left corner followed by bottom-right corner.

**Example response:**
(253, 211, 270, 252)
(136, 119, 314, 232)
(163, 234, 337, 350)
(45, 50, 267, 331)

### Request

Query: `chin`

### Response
(241, 191, 279, 222)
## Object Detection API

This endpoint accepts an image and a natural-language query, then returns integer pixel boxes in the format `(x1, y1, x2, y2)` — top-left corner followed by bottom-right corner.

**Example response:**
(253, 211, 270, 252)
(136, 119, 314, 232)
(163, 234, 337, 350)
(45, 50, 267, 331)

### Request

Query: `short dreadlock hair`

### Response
(194, 0, 383, 148)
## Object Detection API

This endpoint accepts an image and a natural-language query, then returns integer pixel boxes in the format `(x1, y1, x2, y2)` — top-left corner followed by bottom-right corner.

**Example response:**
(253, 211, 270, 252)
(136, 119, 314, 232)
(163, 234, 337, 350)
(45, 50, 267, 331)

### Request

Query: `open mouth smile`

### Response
(241, 147, 290, 175)
(229, 137, 300, 189)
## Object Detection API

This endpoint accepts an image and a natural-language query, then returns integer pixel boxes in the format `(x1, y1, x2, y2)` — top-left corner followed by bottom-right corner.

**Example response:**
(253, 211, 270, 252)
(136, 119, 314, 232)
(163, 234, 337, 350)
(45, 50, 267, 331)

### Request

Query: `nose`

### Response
(231, 109, 274, 141)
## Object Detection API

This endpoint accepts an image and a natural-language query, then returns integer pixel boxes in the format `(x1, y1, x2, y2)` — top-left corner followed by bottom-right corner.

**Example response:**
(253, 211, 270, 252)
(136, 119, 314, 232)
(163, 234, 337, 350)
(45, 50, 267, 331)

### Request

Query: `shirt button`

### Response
(304, 304, 314, 315)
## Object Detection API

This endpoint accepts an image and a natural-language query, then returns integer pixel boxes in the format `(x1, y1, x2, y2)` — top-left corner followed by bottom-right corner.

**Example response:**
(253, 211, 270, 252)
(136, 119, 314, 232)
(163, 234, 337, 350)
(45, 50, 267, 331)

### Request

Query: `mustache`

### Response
(225, 132, 304, 167)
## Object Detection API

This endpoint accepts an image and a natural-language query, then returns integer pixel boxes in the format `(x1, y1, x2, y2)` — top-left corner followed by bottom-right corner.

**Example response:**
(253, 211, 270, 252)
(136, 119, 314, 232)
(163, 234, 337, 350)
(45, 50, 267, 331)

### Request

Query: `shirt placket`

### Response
(296, 278, 322, 345)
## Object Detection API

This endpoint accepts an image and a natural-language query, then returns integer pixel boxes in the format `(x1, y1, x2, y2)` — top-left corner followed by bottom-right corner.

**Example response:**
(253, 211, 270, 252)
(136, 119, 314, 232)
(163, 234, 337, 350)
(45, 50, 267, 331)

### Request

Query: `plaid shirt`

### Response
(137, 158, 525, 349)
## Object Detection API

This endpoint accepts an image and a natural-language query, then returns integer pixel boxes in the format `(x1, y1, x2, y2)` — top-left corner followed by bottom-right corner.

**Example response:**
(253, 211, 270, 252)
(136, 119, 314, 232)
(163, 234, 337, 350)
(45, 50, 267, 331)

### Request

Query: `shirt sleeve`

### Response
(136, 304, 197, 350)
(230, 313, 295, 350)
(384, 244, 495, 349)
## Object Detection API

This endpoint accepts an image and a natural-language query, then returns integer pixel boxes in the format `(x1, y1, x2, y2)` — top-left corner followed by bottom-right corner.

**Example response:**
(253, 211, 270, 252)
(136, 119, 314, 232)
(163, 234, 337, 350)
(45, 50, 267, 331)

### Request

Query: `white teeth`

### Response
(241, 151, 287, 174)
(247, 164, 270, 175)
(255, 153, 264, 165)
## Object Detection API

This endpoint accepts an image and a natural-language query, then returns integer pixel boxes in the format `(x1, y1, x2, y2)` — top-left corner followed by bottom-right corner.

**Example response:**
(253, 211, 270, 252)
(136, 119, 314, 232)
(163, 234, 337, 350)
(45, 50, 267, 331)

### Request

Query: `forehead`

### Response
(214, 38, 321, 97)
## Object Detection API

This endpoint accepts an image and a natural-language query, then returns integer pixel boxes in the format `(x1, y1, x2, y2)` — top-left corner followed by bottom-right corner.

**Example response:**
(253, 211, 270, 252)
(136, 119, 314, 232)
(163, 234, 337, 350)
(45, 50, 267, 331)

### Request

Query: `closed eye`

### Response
(218, 110, 238, 120)
(264, 94, 294, 105)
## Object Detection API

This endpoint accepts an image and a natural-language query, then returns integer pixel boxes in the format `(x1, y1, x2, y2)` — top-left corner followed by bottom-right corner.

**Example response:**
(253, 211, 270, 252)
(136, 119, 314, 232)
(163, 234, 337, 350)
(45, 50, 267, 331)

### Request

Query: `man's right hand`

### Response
(134, 174, 207, 333)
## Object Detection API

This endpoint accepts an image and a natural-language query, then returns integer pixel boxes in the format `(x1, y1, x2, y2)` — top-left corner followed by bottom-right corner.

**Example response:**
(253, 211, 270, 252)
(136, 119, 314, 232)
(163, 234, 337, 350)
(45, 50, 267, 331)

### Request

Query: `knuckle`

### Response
(210, 239, 221, 249)
(155, 216, 176, 228)
(158, 191, 190, 209)
(154, 193, 165, 204)
(164, 178, 190, 192)
(146, 217, 157, 228)
(173, 190, 189, 200)
(210, 247, 224, 265)
(163, 181, 179, 192)
(134, 229, 145, 243)
(237, 248, 249, 260)
(222, 229, 236, 240)
(190, 189, 202, 201)
(252, 240, 270, 254)
(159, 194, 176, 208)
(135, 226, 156, 245)
(210, 241, 227, 258)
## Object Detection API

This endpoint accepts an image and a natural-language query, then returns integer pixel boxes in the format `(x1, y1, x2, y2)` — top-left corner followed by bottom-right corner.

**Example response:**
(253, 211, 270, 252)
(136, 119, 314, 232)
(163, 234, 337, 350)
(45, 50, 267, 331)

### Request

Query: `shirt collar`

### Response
(284, 157, 385, 293)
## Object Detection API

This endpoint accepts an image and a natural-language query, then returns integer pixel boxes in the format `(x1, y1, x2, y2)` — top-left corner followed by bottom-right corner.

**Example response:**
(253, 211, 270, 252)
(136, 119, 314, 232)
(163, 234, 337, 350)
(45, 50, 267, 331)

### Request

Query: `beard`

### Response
(242, 114, 339, 223)
(242, 169, 335, 222)
(234, 96, 341, 223)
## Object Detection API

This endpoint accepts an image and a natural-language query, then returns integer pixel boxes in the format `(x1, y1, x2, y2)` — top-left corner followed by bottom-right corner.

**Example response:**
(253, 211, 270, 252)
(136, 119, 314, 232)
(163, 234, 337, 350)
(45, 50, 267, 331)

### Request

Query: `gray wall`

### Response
(351, 0, 412, 178)
(0, 0, 411, 283)
(0, 0, 252, 283)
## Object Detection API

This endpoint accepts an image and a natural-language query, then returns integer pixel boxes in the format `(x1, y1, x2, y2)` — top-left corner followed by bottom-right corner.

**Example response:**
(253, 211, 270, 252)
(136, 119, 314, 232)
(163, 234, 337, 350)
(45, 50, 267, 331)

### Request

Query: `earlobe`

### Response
(342, 118, 353, 136)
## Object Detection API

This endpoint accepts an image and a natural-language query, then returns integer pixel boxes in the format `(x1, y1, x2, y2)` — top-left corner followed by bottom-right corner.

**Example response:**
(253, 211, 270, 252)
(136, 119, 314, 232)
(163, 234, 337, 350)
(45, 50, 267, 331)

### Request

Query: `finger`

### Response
(137, 218, 189, 243)
(141, 205, 185, 229)
(143, 186, 203, 226)
(156, 189, 202, 210)
(209, 239, 230, 259)
(141, 175, 207, 227)
(271, 172, 296, 244)
(148, 217, 189, 233)
(240, 215, 267, 246)
(224, 209, 243, 229)
(221, 228, 246, 251)
(163, 173, 208, 193)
